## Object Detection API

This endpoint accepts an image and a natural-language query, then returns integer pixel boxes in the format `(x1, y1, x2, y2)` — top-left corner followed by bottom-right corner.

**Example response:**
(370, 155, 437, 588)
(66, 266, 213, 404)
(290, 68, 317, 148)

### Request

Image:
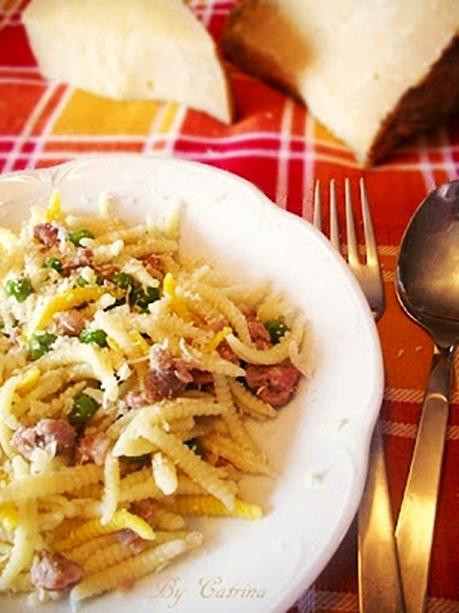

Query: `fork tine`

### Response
(345, 178, 359, 267)
(313, 180, 322, 231)
(329, 180, 340, 251)
(360, 178, 378, 265)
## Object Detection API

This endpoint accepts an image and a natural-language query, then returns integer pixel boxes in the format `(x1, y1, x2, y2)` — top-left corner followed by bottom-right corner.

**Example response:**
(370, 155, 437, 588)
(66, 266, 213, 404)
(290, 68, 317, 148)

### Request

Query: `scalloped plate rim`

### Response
(0, 155, 383, 613)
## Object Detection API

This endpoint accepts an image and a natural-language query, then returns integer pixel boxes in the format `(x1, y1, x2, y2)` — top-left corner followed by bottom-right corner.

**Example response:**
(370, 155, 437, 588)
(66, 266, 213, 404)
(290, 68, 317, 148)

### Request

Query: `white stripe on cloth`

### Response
(144, 102, 176, 155)
(0, 125, 457, 170)
(2, 80, 60, 174)
(275, 98, 294, 208)
(381, 421, 459, 441)
(27, 85, 73, 170)
(383, 387, 459, 406)
(2, 138, 457, 175)
(163, 104, 188, 157)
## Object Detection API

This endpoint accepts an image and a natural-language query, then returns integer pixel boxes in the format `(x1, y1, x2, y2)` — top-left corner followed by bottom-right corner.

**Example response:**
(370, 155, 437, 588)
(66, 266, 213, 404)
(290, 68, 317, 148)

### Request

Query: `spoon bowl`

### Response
(396, 180, 459, 348)
(395, 179, 459, 613)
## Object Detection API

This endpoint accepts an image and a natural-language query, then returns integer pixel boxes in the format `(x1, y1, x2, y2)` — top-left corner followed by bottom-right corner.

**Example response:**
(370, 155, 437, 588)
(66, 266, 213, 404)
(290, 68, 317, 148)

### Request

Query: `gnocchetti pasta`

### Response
(0, 190, 309, 605)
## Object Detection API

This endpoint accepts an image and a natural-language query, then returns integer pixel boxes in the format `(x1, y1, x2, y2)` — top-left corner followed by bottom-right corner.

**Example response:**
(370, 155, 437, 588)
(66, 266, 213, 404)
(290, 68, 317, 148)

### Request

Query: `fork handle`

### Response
(358, 420, 405, 613)
(395, 347, 452, 613)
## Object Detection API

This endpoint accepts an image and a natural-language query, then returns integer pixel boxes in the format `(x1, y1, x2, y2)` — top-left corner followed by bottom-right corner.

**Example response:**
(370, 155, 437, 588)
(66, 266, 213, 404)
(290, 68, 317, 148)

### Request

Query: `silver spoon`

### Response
(395, 180, 459, 613)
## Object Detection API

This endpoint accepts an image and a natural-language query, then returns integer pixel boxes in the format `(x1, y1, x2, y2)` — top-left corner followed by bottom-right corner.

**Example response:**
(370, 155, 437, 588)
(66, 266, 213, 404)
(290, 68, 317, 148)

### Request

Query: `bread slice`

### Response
(223, 0, 459, 165)
(23, 0, 233, 124)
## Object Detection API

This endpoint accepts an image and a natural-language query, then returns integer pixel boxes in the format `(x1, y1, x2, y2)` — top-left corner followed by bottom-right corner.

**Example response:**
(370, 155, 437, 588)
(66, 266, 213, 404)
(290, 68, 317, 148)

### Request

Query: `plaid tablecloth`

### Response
(1, 1, 459, 611)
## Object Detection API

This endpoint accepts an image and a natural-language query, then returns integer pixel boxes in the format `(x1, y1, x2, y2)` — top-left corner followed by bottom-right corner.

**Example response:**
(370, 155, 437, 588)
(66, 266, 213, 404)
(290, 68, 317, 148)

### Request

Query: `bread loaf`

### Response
(23, 0, 233, 124)
(223, 0, 459, 165)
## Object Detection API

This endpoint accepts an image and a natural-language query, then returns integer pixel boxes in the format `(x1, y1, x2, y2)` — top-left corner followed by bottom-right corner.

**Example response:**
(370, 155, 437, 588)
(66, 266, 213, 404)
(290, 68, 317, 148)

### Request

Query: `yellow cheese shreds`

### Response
(166, 495, 263, 520)
(0, 504, 19, 531)
(163, 273, 189, 319)
(54, 509, 155, 551)
(163, 272, 176, 299)
(106, 336, 122, 353)
(32, 287, 105, 333)
(129, 330, 149, 355)
(44, 189, 64, 223)
(205, 326, 232, 353)
(15, 367, 41, 395)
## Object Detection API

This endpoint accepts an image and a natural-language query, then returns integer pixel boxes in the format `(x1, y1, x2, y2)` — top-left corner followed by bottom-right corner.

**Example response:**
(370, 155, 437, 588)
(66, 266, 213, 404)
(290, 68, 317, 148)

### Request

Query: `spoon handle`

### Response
(395, 347, 452, 613)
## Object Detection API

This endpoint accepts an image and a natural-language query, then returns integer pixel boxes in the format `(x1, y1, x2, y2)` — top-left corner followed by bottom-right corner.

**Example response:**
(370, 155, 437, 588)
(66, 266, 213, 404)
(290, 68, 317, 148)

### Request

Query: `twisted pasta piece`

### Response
(229, 379, 276, 419)
(100, 455, 120, 525)
(0, 460, 38, 589)
(200, 434, 275, 477)
(140, 425, 235, 511)
(0, 464, 103, 503)
(70, 533, 202, 603)
(226, 315, 305, 365)
(183, 281, 252, 344)
(214, 375, 260, 455)
(54, 509, 155, 551)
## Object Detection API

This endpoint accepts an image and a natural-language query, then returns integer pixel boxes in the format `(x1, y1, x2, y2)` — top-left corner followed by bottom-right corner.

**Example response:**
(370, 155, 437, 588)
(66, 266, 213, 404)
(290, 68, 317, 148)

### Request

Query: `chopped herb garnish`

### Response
(79, 328, 108, 348)
(45, 257, 63, 273)
(113, 271, 159, 311)
(103, 297, 125, 311)
(29, 332, 57, 361)
(113, 271, 136, 289)
(132, 286, 160, 311)
(68, 228, 94, 246)
(68, 393, 99, 426)
(264, 319, 289, 344)
(4, 278, 33, 303)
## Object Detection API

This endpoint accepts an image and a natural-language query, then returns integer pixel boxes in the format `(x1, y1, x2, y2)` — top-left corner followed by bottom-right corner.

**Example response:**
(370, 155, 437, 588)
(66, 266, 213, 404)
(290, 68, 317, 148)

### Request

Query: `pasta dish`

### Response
(0, 191, 307, 605)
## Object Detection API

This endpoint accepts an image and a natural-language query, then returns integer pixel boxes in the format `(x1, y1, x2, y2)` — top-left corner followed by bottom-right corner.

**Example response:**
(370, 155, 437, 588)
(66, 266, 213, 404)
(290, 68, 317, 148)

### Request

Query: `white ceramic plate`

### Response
(0, 155, 383, 613)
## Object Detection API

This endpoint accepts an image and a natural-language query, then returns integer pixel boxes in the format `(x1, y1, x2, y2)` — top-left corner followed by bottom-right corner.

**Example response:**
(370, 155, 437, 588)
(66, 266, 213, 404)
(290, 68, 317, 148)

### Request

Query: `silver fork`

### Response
(313, 178, 405, 613)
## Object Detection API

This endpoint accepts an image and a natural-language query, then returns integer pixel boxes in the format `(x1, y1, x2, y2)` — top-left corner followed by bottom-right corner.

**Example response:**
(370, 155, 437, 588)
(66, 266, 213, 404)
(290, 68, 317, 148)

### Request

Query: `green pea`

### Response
(68, 393, 99, 426)
(4, 278, 33, 303)
(113, 272, 136, 289)
(264, 319, 289, 344)
(45, 257, 63, 273)
(68, 228, 94, 246)
(76, 275, 89, 287)
(79, 328, 108, 348)
(185, 437, 203, 457)
(29, 332, 57, 361)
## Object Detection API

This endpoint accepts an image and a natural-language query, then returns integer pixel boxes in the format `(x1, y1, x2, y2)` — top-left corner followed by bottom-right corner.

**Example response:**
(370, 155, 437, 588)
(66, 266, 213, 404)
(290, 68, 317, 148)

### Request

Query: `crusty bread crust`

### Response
(366, 35, 459, 165)
(223, 0, 459, 165)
